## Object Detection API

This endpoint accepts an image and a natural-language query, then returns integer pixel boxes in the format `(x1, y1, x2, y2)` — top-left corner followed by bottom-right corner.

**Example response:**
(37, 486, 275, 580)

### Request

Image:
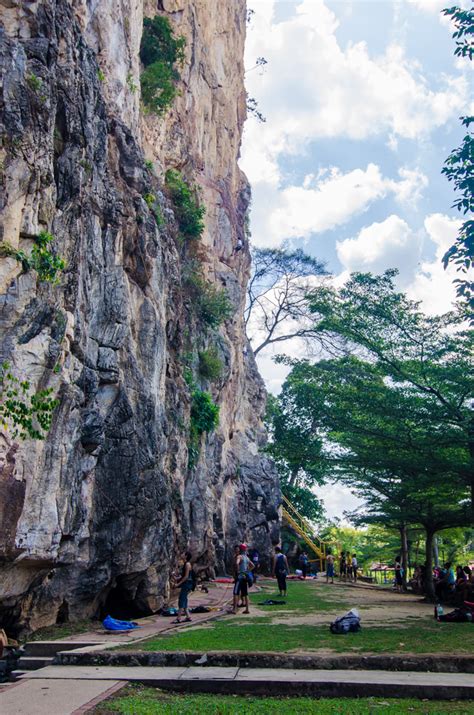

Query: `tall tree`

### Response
(307, 270, 474, 508)
(277, 352, 470, 598)
(246, 247, 327, 356)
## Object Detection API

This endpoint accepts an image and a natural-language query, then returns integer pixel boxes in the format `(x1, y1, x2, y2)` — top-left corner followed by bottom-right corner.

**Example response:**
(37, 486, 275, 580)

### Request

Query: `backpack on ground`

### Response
(330, 608, 361, 634)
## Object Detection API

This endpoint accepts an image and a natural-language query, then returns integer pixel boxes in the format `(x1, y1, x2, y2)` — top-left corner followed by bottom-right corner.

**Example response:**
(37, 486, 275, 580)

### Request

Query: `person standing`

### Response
(326, 553, 335, 584)
(273, 546, 289, 597)
(299, 551, 309, 579)
(249, 547, 260, 583)
(352, 554, 358, 583)
(232, 544, 254, 614)
(173, 551, 193, 624)
(339, 551, 346, 581)
(394, 557, 404, 592)
(346, 551, 353, 582)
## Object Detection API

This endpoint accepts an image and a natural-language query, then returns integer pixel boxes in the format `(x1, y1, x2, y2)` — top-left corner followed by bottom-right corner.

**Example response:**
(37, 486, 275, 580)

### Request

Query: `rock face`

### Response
(0, 0, 280, 636)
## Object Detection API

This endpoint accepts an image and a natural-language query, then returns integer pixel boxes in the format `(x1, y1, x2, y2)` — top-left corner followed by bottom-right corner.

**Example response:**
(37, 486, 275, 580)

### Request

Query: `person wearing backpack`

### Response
(232, 544, 254, 614)
(172, 551, 194, 624)
(272, 546, 289, 597)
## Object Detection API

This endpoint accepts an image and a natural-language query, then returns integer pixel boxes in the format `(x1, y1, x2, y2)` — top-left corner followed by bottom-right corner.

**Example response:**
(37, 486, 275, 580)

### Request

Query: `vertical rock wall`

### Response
(0, 0, 280, 635)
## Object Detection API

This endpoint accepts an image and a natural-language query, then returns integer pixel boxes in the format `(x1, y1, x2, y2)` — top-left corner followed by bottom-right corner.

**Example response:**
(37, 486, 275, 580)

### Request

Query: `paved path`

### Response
(0, 679, 124, 715)
(10, 664, 474, 701)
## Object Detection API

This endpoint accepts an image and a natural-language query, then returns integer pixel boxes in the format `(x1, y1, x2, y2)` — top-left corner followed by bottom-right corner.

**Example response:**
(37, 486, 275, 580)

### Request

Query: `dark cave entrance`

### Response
(99, 575, 153, 620)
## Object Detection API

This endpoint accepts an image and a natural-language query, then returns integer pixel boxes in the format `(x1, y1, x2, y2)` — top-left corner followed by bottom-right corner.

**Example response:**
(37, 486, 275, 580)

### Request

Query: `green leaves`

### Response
(165, 170, 205, 241)
(140, 15, 186, 115)
(441, 4, 474, 315)
(188, 389, 219, 469)
(0, 231, 65, 284)
(0, 362, 59, 440)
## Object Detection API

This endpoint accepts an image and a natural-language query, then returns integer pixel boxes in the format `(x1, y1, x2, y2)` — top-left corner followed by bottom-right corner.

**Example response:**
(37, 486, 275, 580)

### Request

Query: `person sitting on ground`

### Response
(351, 553, 358, 583)
(435, 562, 456, 602)
(232, 544, 254, 615)
(273, 546, 289, 597)
(298, 551, 309, 579)
(326, 553, 335, 584)
(455, 565, 467, 587)
(173, 551, 194, 624)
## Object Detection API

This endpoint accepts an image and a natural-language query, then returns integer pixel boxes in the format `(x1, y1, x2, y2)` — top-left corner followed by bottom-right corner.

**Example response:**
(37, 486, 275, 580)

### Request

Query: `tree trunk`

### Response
(400, 524, 409, 588)
(433, 536, 439, 568)
(424, 529, 436, 602)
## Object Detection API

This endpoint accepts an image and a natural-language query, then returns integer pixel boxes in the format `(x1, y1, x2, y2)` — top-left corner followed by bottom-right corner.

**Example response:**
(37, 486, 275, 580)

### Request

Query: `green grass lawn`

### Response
(130, 616, 470, 655)
(249, 580, 350, 613)
(91, 685, 474, 715)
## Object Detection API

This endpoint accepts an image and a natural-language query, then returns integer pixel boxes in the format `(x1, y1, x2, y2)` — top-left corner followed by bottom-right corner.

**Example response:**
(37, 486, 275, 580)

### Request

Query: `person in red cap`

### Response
(232, 544, 254, 614)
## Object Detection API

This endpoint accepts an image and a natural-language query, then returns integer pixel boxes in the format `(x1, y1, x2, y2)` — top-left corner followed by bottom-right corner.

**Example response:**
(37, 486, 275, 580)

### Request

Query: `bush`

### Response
(184, 267, 233, 328)
(0, 231, 65, 284)
(188, 389, 219, 468)
(191, 389, 219, 435)
(140, 15, 185, 115)
(165, 170, 205, 240)
(198, 348, 223, 381)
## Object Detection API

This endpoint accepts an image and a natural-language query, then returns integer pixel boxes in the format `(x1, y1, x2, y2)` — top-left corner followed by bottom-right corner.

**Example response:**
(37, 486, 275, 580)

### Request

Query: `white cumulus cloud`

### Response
(336, 214, 423, 286)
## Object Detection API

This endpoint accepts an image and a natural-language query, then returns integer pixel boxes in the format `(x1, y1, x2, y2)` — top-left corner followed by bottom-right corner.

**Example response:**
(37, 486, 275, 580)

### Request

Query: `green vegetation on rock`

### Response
(0, 362, 59, 440)
(140, 15, 185, 115)
(165, 169, 205, 241)
(0, 230, 65, 284)
(198, 347, 223, 381)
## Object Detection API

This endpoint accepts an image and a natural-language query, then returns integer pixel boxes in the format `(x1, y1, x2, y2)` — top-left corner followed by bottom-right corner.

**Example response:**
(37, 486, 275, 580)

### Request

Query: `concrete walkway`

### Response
(12, 664, 474, 700)
(0, 679, 125, 715)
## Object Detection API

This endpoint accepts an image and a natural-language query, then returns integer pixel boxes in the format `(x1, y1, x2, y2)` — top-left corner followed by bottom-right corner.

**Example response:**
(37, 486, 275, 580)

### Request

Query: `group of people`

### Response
(434, 562, 474, 603)
(335, 552, 358, 582)
(231, 544, 291, 614)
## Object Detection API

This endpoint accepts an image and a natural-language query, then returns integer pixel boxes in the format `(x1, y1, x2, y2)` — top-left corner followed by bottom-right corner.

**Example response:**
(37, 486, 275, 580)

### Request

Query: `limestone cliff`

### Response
(0, 0, 280, 635)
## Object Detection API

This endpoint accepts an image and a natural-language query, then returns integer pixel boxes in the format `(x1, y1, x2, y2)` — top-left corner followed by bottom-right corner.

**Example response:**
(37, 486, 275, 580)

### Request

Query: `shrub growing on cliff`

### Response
(165, 169, 205, 240)
(0, 362, 59, 440)
(184, 268, 233, 328)
(140, 15, 185, 115)
(198, 348, 223, 381)
(188, 389, 219, 468)
(0, 231, 65, 284)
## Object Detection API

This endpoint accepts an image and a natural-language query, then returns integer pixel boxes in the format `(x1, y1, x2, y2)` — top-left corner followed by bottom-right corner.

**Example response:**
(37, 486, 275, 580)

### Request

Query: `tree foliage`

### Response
(270, 271, 473, 596)
(441, 6, 474, 315)
(264, 394, 326, 522)
(246, 247, 327, 356)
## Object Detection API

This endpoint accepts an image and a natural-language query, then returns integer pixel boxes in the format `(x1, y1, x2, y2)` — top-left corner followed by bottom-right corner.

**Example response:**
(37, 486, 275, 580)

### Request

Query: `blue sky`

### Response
(240, 0, 472, 519)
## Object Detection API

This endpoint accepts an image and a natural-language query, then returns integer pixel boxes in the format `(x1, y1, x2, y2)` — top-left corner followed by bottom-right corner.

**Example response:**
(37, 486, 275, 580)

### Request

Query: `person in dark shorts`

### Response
(272, 546, 289, 596)
(394, 558, 404, 592)
(298, 551, 309, 579)
(173, 551, 193, 623)
(326, 553, 335, 584)
(232, 544, 254, 614)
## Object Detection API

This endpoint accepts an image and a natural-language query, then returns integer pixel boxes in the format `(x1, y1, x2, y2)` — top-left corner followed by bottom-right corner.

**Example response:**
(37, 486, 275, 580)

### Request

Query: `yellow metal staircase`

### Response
(282, 495, 332, 571)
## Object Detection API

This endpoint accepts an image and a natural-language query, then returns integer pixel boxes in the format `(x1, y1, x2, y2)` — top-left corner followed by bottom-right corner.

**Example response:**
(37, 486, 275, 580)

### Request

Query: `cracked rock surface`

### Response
(0, 0, 280, 636)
